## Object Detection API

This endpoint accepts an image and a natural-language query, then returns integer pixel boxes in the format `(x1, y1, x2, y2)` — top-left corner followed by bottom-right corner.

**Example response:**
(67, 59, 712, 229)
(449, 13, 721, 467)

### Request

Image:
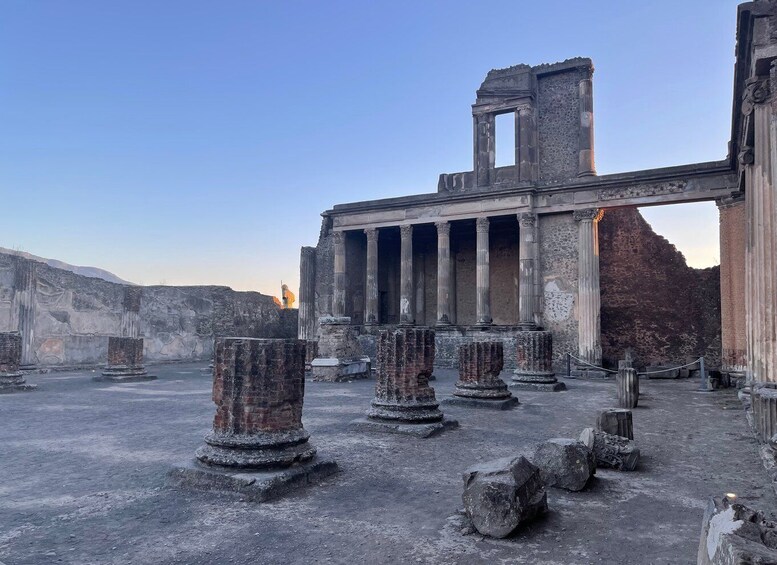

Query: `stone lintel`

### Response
(168, 456, 339, 503)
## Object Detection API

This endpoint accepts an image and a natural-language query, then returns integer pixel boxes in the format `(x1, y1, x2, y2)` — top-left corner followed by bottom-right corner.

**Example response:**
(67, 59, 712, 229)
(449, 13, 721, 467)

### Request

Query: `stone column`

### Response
(332, 231, 346, 318)
(436, 221, 452, 326)
(0, 332, 36, 393)
(415, 252, 425, 324)
(359, 327, 457, 436)
(399, 224, 414, 325)
(121, 286, 142, 339)
(474, 113, 495, 187)
(718, 196, 747, 382)
(96, 337, 155, 382)
(577, 78, 596, 177)
(475, 217, 491, 326)
(574, 208, 604, 369)
(517, 213, 537, 330)
(13, 259, 37, 368)
(511, 330, 565, 391)
(364, 228, 379, 325)
(447, 342, 517, 409)
(516, 106, 537, 182)
(298, 246, 317, 340)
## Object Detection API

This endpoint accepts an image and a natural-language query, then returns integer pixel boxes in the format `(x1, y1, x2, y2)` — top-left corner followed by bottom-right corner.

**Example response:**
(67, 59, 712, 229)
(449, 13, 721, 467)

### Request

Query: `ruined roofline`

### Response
(483, 57, 593, 81)
(324, 159, 732, 216)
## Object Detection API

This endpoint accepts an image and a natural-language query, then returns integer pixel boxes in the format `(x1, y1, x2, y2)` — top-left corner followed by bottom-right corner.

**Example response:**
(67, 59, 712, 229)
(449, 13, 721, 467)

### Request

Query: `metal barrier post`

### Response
(698, 356, 713, 392)
(567, 353, 571, 377)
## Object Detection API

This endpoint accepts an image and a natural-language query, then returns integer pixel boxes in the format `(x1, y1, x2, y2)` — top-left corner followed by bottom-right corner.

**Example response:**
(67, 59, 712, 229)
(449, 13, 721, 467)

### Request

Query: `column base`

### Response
(442, 396, 519, 410)
(94, 366, 157, 382)
(351, 416, 458, 438)
(310, 357, 370, 382)
(510, 381, 566, 392)
(0, 372, 37, 393)
(168, 455, 339, 503)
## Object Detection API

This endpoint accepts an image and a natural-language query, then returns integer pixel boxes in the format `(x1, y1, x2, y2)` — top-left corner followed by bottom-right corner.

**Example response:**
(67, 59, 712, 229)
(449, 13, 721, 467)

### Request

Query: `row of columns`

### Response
(331, 213, 546, 328)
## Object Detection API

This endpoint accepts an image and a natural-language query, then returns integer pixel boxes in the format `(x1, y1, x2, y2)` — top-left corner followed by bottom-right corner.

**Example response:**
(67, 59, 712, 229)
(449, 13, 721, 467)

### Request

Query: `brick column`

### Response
(0, 332, 36, 393)
(96, 337, 155, 382)
(399, 225, 414, 325)
(364, 228, 379, 325)
(13, 259, 37, 368)
(476, 217, 491, 326)
(196, 338, 315, 468)
(332, 231, 347, 318)
(511, 330, 565, 391)
(718, 195, 747, 381)
(436, 221, 452, 326)
(450, 342, 517, 408)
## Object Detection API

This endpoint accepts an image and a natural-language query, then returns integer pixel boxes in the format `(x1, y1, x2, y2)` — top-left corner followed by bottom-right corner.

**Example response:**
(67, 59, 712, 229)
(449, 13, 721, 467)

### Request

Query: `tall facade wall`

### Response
(598, 207, 721, 369)
(0, 252, 297, 367)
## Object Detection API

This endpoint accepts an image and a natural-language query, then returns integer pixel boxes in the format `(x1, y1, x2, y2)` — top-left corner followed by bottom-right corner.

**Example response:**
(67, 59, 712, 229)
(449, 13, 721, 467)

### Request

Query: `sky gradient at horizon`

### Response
(1, 1, 739, 296)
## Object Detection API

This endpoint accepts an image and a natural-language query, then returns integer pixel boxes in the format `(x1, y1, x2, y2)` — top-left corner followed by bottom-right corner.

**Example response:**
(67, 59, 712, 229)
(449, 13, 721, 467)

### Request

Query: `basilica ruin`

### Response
(5, 2, 777, 564)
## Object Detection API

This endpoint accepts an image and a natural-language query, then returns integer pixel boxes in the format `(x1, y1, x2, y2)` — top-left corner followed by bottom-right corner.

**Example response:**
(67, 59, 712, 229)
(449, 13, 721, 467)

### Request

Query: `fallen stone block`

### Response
(462, 455, 547, 539)
(698, 496, 777, 564)
(579, 427, 639, 471)
(596, 408, 634, 440)
(529, 438, 596, 491)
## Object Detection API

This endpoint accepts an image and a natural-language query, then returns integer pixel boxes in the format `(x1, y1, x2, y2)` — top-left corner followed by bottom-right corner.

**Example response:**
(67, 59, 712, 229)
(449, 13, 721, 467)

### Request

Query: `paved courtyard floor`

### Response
(1, 363, 775, 564)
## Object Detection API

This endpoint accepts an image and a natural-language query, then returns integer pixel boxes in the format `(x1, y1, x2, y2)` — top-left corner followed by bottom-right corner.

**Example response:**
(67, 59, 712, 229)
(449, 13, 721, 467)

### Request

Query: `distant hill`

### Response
(0, 247, 136, 285)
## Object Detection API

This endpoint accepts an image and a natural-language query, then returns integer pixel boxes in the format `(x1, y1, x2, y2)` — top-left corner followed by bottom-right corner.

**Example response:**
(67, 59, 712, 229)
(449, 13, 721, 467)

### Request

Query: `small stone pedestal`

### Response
(752, 383, 777, 442)
(169, 338, 338, 502)
(310, 317, 369, 382)
(353, 327, 457, 438)
(0, 332, 36, 393)
(616, 367, 639, 408)
(94, 337, 156, 382)
(596, 408, 634, 440)
(443, 342, 518, 410)
(511, 331, 566, 392)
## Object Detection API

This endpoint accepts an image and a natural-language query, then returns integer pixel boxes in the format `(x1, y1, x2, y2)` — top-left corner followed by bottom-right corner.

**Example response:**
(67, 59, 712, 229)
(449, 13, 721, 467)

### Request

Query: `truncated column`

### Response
(512, 331, 565, 391)
(121, 286, 142, 339)
(96, 337, 155, 382)
(444, 342, 518, 410)
(13, 259, 37, 368)
(616, 367, 639, 408)
(577, 78, 596, 177)
(0, 332, 36, 393)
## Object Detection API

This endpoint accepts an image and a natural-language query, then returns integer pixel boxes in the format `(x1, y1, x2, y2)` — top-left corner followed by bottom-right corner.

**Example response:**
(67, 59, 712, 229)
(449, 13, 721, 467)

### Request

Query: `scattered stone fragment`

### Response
(0, 331, 36, 393)
(698, 496, 777, 564)
(462, 455, 547, 538)
(579, 427, 640, 471)
(616, 367, 639, 408)
(596, 408, 634, 440)
(529, 438, 596, 491)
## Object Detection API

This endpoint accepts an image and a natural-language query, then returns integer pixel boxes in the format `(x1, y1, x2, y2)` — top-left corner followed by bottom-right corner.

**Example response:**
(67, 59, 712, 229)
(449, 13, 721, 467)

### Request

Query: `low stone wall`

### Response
(0, 252, 297, 367)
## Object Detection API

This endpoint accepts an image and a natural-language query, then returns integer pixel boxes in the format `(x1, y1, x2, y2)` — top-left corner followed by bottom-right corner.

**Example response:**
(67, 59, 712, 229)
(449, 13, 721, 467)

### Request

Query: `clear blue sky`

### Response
(0, 1, 738, 296)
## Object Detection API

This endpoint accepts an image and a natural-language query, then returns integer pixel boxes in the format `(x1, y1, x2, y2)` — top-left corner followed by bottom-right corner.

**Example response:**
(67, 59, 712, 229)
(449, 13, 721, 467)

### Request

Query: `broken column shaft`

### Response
(0, 332, 36, 393)
(616, 367, 639, 408)
(511, 331, 565, 391)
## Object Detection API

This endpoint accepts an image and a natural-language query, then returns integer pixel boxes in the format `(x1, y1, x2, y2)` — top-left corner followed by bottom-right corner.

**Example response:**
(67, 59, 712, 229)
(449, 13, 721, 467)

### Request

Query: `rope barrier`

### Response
(565, 353, 704, 376)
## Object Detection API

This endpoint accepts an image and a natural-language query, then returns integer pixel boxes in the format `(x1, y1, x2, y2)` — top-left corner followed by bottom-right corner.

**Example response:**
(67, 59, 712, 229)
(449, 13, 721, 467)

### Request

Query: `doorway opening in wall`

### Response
(598, 201, 721, 372)
(495, 112, 516, 168)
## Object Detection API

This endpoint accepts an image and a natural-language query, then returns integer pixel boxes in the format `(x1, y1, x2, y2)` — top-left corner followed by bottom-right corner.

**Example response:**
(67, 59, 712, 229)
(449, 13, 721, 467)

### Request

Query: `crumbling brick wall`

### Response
(598, 207, 721, 369)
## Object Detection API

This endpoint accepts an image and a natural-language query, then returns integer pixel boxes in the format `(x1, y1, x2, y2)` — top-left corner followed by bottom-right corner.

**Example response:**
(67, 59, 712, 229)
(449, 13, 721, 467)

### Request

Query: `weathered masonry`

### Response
(300, 25, 773, 379)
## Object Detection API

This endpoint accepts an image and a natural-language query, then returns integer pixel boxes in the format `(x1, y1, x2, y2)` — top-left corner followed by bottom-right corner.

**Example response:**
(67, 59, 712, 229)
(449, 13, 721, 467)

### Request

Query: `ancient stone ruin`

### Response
(310, 316, 369, 382)
(462, 455, 548, 539)
(529, 438, 596, 492)
(579, 427, 640, 471)
(444, 341, 518, 409)
(169, 337, 337, 501)
(95, 337, 155, 382)
(616, 366, 639, 408)
(595, 408, 634, 440)
(354, 327, 457, 437)
(511, 330, 565, 391)
(698, 496, 777, 564)
(0, 331, 36, 393)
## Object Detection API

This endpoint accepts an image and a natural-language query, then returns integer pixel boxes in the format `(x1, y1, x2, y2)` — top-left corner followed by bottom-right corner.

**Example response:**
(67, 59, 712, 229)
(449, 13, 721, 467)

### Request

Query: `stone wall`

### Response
(537, 66, 588, 182)
(598, 207, 721, 369)
(0, 252, 297, 368)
